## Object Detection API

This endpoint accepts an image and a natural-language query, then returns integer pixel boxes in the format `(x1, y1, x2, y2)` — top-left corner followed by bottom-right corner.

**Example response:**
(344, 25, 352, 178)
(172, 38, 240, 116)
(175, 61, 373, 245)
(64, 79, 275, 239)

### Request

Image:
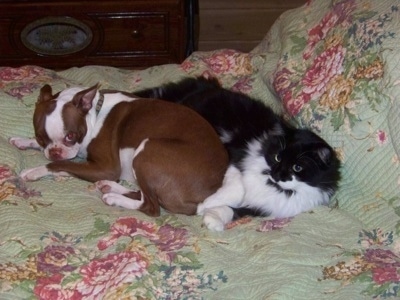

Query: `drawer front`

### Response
(95, 14, 168, 54)
(0, 0, 186, 69)
(0, 18, 16, 57)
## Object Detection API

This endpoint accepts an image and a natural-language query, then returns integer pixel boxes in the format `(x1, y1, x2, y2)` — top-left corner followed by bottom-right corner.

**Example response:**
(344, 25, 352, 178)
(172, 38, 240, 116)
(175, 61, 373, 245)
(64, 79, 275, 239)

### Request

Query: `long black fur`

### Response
(135, 77, 285, 167)
(135, 77, 341, 219)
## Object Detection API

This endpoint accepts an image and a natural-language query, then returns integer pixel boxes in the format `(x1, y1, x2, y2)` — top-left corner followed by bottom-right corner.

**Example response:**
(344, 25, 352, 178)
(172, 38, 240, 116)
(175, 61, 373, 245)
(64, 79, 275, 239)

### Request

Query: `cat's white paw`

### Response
(196, 202, 206, 215)
(201, 206, 234, 232)
(202, 213, 225, 232)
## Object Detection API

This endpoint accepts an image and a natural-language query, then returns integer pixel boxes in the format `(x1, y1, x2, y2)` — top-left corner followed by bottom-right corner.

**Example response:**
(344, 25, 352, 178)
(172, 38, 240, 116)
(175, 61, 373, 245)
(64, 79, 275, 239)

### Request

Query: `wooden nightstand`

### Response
(0, 0, 196, 69)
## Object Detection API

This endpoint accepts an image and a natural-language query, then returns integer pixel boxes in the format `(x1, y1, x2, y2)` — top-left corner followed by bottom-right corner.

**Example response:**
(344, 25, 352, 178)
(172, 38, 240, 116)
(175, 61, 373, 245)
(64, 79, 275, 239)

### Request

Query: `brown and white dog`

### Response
(9, 84, 228, 217)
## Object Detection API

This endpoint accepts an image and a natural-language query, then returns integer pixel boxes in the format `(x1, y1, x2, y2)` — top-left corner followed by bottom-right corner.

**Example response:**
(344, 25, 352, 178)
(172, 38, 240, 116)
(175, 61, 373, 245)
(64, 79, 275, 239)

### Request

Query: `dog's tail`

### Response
(134, 76, 220, 104)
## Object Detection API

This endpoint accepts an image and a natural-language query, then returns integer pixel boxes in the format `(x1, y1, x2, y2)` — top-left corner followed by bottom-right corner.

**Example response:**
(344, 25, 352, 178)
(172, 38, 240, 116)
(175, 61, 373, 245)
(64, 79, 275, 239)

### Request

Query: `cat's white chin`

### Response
(243, 173, 330, 218)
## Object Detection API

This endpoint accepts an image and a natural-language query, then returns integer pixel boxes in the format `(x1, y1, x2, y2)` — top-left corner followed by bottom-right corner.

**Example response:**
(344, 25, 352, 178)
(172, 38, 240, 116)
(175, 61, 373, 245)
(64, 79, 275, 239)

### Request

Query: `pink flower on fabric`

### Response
(37, 245, 76, 274)
(180, 59, 196, 72)
(302, 45, 345, 97)
(303, 0, 356, 59)
(376, 130, 388, 145)
(0, 66, 44, 82)
(372, 267, 400, 284)
(285, 45, 345, 115)
(0, 165, 13, 181)
(97, 217, 157, 250)
(284, 93, 309, 116)
(304, 11, 339, 60)
(232, 77, 253, 93)
(77, 252, 148, 299)
(274, 68, 294, 99)
(7, 83, 37, 99)
(150, 224, 188, 252)
(34, 274, 82, 300)
(200, 70, 216, 80)
(203, 50, 239, 74)
(364, 249, 400, 267)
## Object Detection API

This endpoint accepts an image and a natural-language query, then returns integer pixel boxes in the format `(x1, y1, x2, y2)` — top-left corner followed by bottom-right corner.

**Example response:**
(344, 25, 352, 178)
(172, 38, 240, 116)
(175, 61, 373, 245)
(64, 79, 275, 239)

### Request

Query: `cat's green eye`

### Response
(292, 164, 303, 172)
(274, 154, 281, 162)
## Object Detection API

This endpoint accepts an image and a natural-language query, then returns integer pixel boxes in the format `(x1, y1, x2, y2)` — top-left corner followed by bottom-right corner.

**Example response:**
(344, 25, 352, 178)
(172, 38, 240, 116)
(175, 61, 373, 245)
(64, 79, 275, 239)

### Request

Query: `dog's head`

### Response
(33, 83, 99, 161)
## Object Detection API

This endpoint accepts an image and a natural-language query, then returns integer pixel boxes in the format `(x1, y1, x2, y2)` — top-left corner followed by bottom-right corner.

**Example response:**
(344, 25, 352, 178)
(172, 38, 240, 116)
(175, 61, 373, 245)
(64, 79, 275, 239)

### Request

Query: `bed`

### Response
(1, 0, 400, 299)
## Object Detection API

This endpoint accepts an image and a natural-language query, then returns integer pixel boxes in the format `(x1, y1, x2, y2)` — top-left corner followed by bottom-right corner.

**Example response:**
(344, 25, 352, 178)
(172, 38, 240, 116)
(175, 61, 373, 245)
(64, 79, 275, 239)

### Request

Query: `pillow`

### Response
(257, 0, 400, 230)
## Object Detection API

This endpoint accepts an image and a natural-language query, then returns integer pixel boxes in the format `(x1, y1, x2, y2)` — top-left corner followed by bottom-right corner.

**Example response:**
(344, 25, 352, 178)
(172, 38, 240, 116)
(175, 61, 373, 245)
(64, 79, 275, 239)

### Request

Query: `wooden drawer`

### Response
(0, 0, 188, 69)
(95, 14, 169, 53)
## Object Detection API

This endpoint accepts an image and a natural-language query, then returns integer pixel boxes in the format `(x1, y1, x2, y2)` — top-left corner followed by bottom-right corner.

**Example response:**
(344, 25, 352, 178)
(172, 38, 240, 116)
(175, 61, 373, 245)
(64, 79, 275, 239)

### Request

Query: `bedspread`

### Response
(1, 0, 400, 299)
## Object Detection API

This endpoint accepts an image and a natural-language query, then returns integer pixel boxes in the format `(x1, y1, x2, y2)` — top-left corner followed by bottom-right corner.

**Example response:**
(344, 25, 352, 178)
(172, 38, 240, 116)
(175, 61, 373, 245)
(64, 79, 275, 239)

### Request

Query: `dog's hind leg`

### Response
(131, 138, 212, 216)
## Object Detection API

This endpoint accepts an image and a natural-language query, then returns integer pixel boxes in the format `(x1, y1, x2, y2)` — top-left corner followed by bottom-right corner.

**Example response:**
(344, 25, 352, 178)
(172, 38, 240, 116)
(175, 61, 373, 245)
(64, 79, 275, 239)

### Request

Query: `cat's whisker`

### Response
(279, 136, 287, 150)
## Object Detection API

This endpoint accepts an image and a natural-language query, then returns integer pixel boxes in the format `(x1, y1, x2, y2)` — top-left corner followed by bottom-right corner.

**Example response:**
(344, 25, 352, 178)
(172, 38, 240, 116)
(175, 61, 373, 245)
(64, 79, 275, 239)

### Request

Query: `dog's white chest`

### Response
(119, 148, 136, 182)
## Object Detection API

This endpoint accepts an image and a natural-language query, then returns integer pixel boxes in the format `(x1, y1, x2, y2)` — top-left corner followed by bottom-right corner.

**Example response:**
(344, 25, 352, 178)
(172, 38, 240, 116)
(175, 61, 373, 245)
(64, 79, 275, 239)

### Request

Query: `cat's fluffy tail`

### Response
(134, 76, 220, 103)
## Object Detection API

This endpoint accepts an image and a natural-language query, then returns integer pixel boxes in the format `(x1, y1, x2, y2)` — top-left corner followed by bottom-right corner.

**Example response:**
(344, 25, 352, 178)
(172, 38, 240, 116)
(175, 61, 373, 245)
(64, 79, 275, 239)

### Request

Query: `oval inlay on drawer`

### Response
(21, 17, 93, 55)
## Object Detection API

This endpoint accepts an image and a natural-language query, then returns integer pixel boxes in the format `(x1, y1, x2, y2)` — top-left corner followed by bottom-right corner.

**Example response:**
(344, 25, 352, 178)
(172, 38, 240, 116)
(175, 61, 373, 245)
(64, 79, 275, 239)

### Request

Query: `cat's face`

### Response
(262, 129, 340, 195)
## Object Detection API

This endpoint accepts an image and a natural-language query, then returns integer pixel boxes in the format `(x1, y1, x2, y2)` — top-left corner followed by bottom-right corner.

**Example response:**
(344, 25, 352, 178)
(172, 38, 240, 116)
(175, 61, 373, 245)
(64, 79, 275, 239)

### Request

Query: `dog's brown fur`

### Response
(35, 85, 229, 216)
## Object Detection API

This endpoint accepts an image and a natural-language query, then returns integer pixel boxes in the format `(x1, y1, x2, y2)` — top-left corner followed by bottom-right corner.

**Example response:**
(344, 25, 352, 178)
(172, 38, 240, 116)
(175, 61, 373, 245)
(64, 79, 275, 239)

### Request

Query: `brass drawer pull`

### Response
(131, 29, 140, 38)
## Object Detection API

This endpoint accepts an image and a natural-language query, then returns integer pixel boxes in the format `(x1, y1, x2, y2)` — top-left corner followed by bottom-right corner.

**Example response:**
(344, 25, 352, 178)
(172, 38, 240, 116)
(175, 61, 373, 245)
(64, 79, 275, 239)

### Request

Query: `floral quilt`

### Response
(0, 0, 400, 299)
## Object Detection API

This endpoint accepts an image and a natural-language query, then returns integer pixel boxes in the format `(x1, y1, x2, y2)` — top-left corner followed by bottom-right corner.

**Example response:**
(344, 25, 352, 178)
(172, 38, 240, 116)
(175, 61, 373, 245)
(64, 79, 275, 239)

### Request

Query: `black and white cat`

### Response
(135, 77, 341, 231)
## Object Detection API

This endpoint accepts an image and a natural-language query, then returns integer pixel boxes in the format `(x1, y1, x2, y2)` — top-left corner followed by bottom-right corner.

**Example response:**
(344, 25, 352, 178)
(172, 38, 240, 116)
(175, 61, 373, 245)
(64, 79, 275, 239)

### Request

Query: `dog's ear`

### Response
(37, 84, 54, 103)
(72, 83, 100, 113)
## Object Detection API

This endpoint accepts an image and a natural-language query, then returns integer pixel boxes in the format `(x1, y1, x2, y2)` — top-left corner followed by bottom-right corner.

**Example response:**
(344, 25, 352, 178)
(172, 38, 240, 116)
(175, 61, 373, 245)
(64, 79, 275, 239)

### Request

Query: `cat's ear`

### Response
(316, 146, 333, 166)
(269, 123, 285, 136)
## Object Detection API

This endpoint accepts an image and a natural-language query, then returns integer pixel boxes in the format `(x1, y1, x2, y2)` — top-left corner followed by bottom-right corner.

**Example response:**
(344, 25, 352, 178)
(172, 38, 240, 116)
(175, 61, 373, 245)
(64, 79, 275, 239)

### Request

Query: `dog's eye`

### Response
(65, 132, 76, 143)
(292, 164, 303, 172)
(66, 133, 74, 141)
(274, 154, 281, 162)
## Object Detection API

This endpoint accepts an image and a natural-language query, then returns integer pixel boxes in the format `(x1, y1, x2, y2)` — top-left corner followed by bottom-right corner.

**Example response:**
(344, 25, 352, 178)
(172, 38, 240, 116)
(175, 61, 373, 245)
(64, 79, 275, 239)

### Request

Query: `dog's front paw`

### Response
(20, 166, 50, 181)
(9, 137, 41, 150)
